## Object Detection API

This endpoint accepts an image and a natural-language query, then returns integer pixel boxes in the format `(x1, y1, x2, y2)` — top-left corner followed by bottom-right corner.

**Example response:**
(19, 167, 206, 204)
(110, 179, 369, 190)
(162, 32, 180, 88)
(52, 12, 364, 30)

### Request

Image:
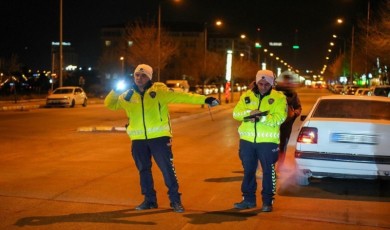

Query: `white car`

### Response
(355, 88, 371, 96)
(46, 86, 88, 107)
(295, 95, 390, 185)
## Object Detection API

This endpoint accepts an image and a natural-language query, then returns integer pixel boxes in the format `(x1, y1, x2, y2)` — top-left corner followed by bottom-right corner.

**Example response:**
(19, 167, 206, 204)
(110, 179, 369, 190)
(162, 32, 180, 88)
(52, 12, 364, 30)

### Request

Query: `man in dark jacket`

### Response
(275, 82, 302, 170)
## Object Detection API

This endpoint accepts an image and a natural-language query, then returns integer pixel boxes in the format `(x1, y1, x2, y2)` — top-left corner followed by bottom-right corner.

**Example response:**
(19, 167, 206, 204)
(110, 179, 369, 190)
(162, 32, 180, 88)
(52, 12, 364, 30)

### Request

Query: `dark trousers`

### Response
(278, 117, 296, 164)
(131, 136, 181, 203)
(239, 140, 278, 205)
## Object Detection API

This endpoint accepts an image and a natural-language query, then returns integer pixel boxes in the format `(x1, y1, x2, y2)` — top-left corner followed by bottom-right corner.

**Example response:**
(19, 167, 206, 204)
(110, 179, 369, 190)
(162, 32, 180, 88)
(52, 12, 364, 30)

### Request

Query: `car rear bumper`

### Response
(295, 151, 390, 178)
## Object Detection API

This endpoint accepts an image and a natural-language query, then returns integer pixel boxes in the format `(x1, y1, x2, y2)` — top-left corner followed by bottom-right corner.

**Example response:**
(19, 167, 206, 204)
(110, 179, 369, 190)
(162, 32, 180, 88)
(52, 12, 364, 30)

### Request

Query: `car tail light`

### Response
(297, 127, 318, 144)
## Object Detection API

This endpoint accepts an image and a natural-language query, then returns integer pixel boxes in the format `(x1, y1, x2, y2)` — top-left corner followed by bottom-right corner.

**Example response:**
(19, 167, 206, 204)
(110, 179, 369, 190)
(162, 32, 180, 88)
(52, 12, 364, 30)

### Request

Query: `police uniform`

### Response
(233, 86, 287, 208)
(105, 81, 206, 206)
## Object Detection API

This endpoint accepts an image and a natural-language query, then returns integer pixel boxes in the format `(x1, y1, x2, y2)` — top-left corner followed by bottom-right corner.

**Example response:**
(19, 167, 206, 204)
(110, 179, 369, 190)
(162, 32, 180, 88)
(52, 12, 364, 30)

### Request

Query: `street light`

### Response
(157, 0, 181, 82)
(332, 34, 346, 77)
(203, 20, 222, 90)
(59, 0, 63, 87)
(120, 56, 124, 75)
(336, 18, 354, 83)
(158, 2, 161, 82)
(226, 34, 246, 103)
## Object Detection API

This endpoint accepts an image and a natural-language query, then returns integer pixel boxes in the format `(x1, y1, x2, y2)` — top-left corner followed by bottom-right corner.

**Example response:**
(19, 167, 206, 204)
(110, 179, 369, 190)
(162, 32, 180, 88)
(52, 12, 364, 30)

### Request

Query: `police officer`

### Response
(104, 64, 219, 213)
(232, 69, 287, 212)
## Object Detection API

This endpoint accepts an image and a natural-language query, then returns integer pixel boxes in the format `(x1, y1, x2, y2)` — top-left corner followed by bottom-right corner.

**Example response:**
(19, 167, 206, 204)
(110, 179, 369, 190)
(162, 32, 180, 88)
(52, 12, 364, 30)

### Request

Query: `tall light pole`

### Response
(230, 38, 235, 103)
(59, 0, 63, 87)
(333, 34, 346, 77)
(157, 2, 161, 82)
(350, 25, 355, 84)
(157, 0, 181, 82)
(120, 56, 124, 75)
(203, 20, 222, 87)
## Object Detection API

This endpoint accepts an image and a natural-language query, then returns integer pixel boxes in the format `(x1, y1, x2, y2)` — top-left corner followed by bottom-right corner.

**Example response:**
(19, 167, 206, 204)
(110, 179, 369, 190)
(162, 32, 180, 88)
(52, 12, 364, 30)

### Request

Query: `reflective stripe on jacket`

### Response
(233, 89, 287, 144)
(104, 82, 206, 140)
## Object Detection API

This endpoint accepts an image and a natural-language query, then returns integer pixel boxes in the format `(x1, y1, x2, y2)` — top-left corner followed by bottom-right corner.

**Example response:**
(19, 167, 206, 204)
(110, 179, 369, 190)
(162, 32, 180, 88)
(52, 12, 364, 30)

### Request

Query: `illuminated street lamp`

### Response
(120, 56, 124, 75)
(333, 34, 346, 77)
(158, 0, 181, 82)
(203, 20, 222, 101)
(225, 33, 246, 103)
(203, 20, 223, 81)
(336, 18, 354, 83)
(59, 0, 63, 87)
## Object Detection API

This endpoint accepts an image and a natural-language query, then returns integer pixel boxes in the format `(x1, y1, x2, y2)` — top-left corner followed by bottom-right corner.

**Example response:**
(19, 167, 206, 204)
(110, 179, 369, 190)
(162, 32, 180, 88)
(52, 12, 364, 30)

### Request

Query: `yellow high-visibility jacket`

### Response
(104, 82, 206, 140)
(233, 89, 287, 144)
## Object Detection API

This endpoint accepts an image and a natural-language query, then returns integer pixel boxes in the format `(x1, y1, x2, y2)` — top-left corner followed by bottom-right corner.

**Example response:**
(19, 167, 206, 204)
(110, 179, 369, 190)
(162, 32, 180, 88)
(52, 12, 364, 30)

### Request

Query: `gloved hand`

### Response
(205, 97, 220, 107)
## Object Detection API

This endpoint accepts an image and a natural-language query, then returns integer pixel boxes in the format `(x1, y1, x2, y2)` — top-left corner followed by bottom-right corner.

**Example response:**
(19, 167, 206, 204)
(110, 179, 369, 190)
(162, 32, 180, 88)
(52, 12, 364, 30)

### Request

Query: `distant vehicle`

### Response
(207, 84, 219, 94)
(232, 83, 248, 92)
(342, 85, 360, 95)
(166, 80, 190, 93)
(46, 86, 88, 108)
(295, 95, 390, 185)
(355, 88, 370, 96)
(368, 85, 390, 97)
(195, 85, 212, 95)
(331, 84, 344, 94)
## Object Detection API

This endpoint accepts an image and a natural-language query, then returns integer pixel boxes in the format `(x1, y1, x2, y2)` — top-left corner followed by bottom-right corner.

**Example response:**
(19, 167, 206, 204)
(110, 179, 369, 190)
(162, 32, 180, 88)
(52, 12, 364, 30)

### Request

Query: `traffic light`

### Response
(255, 42, 262, 48)
(293, 45, 300, 49)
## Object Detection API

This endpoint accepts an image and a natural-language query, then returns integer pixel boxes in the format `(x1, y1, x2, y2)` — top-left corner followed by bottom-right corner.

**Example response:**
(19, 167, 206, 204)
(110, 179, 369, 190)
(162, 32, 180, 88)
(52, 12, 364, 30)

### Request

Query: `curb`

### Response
(0, 104, 41, 111)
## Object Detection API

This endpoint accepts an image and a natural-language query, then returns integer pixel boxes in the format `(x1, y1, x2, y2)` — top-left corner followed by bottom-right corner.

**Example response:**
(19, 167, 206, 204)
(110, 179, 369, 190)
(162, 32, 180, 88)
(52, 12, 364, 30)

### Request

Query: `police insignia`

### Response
(268, 98, 275, 104)
(149, 91, 156, 98)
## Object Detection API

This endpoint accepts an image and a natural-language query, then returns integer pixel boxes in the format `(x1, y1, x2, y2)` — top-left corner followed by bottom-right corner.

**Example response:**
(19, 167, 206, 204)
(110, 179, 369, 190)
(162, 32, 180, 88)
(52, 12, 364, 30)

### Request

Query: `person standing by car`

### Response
(232, 69, 287, 212)
(275, 80, 302, 170)
(104, 64, 219, 213)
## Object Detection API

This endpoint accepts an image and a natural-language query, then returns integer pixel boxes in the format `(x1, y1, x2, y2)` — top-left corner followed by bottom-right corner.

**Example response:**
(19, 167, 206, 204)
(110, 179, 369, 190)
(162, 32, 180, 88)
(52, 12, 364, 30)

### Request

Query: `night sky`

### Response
(0, 0, 377, 74)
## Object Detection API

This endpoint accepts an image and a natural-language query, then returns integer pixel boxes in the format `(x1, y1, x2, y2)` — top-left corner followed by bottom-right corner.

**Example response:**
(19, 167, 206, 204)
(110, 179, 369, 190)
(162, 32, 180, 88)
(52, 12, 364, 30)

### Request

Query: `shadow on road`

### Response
(278, 173, 390, 202)
(184, 208, 260, 225)
(14, 209, 171, 227)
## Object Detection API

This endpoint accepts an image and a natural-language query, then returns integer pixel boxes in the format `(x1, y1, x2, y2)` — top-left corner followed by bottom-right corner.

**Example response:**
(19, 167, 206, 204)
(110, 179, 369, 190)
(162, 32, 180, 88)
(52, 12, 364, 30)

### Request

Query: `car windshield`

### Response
(312, 99, 390, 120)
(53, 89, 73, 94)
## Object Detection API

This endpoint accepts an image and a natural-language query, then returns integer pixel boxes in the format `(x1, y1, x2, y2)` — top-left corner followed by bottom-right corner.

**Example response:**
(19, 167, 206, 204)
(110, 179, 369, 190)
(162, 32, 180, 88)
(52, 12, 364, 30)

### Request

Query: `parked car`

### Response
(166, 80, 190, 93)
(355, 88, 371, 96)
(368, 85, 390, 97)
(295, 95, 390, 185)
(46, 86, 88, 107)
(331, 84, 344, 94)
(195, 85, 212, 95)
(341, 85, 360, 95)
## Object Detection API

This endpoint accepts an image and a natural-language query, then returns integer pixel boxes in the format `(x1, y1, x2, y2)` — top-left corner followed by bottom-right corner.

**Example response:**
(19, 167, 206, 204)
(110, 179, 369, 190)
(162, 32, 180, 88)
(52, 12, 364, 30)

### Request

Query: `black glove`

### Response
(205, 97, 220, 107)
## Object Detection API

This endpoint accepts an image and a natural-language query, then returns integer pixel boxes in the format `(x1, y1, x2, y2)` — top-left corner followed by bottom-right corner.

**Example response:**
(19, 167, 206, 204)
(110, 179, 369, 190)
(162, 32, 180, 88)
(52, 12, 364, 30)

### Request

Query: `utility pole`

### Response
(350, 25, 355, 84)
(59, 0, 63, 87)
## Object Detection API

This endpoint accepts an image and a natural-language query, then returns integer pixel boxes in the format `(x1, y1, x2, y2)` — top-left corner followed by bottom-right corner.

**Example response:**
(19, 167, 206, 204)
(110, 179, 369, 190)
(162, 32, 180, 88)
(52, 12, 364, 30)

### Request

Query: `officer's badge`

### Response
(149, 91, 156, 98)
(268, 98, 275, 104)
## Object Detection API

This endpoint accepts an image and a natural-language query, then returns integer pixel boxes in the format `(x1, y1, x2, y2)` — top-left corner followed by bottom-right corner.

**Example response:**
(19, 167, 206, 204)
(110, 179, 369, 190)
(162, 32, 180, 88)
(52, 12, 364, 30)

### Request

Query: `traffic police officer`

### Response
(105, 64, 219, 213)
(232, 69, 287, 212)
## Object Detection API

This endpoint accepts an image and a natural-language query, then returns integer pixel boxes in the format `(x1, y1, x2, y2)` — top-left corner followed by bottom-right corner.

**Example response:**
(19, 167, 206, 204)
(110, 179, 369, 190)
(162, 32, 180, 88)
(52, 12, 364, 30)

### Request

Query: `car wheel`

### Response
(70, 99, 75, 108)
(82, 99, 87, 107)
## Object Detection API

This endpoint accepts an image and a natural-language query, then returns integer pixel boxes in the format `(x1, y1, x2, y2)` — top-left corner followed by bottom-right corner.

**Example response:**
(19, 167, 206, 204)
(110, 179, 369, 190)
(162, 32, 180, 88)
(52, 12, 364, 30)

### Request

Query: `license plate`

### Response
(331, 133, 378, 145)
